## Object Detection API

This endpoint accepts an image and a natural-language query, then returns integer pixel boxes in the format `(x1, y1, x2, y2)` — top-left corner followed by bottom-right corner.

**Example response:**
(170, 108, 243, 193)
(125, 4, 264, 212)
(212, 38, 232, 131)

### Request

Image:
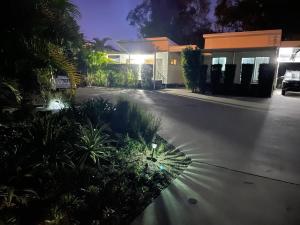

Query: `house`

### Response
(107, 30, 300, 89)
(107, 37, 196, 87)
(202, 29, 300, 86)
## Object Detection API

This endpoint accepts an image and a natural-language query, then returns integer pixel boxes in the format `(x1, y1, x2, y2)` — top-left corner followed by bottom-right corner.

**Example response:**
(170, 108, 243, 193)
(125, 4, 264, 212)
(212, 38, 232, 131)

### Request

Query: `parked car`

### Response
(52, 76, 72, 90)
(281, 70, 300, 95)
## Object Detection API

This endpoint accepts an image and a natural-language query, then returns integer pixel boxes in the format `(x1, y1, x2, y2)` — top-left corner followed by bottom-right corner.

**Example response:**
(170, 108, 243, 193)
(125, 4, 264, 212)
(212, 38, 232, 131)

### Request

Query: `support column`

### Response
(153, 51, 157, 90)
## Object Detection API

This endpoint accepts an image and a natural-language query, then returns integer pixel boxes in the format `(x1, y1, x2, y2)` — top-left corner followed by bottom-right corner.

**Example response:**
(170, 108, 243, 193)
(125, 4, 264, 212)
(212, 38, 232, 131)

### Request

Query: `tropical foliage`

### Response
(0, 98, 190, 225)
(181, 48, 203, 92)
(0, 0, 83, 108)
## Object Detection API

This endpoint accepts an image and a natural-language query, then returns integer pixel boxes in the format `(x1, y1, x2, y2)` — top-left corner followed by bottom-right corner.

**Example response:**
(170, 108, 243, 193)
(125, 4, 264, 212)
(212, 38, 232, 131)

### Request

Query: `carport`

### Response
(277, 41, 300, 86)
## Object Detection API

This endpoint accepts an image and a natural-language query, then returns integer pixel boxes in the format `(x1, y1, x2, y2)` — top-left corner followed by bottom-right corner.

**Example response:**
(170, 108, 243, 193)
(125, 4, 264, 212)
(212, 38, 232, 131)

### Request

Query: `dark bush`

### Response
(211, 64, 222, 94)
(181, 48, 202, 92)
(258, 64, 276, 97)
(141, 65, 153, 89)
(0, 98, 190, 225)
(199, 65, 208, 94)
(79, 98, 115, 125)
(111, 99, 160, 144)
(106, 64, 139, 88)
(224, 64, 236, 93)
(241, 64, 254, 90)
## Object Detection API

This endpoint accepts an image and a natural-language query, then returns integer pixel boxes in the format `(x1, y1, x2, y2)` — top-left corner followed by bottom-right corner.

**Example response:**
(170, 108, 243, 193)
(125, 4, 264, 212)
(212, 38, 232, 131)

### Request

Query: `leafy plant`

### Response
(224, 64, 236, 93)
(0, 80, 22, 108)
(73, 122, 113, 169)
(258, 64, 276, 97)
(211, 64, 222, 94)
(141, 65, 153, 90)
(112, 99, 160, 144)
(0, 98, 190, 225)
(79, 98, 115, 125)
(181, 48, 202, 92)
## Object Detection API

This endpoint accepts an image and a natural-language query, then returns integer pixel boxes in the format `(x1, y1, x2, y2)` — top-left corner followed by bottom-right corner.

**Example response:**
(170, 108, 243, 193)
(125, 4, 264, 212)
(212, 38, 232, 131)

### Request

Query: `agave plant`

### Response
(0, 185, 39, 209)
(73, 122, 113, 170)
(25, 114, 76, 170)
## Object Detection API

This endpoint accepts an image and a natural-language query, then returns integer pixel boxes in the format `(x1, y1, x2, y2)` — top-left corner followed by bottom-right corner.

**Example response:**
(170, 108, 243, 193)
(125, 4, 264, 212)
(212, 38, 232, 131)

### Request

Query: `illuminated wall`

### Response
(204, 30, 282, 50)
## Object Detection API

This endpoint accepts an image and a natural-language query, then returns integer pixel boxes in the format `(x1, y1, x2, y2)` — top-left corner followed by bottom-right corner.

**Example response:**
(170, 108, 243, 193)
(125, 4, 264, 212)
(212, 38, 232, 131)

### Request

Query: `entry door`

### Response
(156, 59, 163, 81)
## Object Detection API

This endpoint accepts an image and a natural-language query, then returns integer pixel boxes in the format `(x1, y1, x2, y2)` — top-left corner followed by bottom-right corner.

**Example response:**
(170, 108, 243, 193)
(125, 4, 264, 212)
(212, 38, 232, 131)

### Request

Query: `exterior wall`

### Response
(204, 49, 278, 83)
(155, 52, 168, 83)
(233, 49, 278, 83)
(203, 52, 234, 82)
(204, 30, 282, 49)
(167, 52, 184, 85)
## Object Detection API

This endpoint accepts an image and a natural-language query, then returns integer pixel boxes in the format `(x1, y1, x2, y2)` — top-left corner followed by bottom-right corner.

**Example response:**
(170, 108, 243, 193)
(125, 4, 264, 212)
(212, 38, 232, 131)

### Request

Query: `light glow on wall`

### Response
(130, 54, 151, 64)
(278, 48, 300, 62)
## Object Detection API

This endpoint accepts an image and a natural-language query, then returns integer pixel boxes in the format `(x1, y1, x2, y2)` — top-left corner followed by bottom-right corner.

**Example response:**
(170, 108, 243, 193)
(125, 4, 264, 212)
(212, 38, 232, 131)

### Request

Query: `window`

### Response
(170, 58, 177, 65)
(241, 57, 270, 82)
(241, 58, 255, 64)
(253, 57, 270, 81)
(212, 57, 227, 71)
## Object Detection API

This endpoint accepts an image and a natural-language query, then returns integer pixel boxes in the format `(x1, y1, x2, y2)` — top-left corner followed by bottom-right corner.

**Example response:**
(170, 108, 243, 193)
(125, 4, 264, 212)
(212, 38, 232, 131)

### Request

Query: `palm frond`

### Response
(49, 43, 81, 94)
(0, 80, 22, 105)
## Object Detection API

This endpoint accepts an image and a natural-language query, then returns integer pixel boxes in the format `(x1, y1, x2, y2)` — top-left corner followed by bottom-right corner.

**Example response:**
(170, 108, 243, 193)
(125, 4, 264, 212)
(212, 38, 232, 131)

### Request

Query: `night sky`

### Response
(73, 0, 216, 41)
(72, 0, 142, 41)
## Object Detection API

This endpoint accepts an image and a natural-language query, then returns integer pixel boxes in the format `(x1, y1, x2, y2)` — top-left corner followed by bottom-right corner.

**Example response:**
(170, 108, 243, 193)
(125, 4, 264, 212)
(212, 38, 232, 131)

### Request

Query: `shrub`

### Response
(210, 64, 222, 94)
(74, 122, 113, 169)
(141, 65, 153, 89)
(181, 48, 202, 92)
(258, 64, 276, 97)
(111, 99, 160, 144)
(199, 65, 208, 94)
(79, 98, 115, 125)
(224, 64, 236, 93)
(241, 64, 254, 88)
(0, 98, 189, 225)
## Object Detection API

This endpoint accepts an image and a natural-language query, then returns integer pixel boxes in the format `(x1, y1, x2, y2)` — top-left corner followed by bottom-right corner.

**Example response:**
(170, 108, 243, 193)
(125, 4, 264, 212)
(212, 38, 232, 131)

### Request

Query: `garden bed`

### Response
(0, 98, 190, 225)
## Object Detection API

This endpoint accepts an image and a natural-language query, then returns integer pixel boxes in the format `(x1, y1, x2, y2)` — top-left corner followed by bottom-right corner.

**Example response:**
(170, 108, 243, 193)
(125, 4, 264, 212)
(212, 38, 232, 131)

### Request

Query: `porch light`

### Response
(130, 55, 148, 64)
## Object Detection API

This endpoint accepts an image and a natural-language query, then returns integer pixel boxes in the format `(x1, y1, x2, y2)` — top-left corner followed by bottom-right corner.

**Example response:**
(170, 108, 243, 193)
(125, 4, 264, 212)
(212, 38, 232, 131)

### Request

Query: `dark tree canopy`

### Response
(0, 0, 84, 104)
(215, 0, 300, 40)
(127, 0, 211, 46)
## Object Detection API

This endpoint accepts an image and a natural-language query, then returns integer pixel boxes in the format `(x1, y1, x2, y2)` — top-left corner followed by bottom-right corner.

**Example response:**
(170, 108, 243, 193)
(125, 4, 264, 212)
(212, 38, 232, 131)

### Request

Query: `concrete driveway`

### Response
(76, 87, 300, 225)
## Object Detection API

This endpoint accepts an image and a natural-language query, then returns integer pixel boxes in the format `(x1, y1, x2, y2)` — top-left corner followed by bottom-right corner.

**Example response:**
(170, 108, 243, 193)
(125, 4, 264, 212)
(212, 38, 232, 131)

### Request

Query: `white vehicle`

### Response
(281, 70, 300, 95)
(53, 76, 71, 90)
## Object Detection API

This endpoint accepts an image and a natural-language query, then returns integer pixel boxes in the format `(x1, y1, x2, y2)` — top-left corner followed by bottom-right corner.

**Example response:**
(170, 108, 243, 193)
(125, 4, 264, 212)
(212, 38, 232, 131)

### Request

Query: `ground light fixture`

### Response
(147, 143, 158, 162)
(47, 98, 67, 111)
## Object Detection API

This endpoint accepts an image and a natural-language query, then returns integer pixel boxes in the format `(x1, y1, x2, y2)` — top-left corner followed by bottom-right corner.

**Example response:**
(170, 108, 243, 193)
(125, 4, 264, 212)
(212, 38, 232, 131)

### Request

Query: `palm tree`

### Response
(0, 0, 84, 107)
(92, 38, 116, 52)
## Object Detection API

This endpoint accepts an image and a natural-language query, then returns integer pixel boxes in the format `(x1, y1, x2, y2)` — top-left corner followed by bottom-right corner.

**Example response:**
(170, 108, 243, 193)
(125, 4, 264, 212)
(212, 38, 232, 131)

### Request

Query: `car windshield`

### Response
(284, 71, 300, 81)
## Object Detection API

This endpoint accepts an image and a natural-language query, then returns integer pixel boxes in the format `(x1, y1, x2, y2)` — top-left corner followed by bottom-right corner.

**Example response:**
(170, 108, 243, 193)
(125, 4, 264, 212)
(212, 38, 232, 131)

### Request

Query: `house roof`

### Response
(110, 37, 194, 54)
(281, 41, 300, 48)
(203, 29, 282, 39)
(203, 29, 282, 50)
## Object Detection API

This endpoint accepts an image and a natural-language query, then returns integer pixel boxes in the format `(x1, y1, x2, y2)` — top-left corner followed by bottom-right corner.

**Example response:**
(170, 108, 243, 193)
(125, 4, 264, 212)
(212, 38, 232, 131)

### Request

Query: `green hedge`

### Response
(199, 65, 208, 94)
(258, 64, 276, 97)
(241, 64, 254, 87)
(224, 64, 236, 92)
(181, 48, 202, 93)
(211, 64, 222, 94)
